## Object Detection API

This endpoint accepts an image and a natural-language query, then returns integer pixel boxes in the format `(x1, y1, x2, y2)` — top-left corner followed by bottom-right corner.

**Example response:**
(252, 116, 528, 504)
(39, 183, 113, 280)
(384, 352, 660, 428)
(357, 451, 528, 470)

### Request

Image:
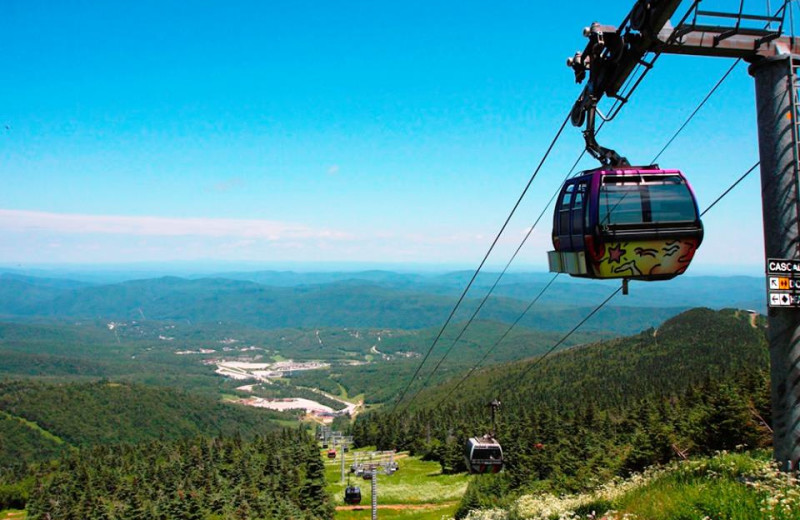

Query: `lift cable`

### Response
(401, 65, 740, 411)
(393, 42, 746, 414)
(433, 272, 561, 408)
(404, 168, 582, 413)
(424, 151, 596, 408)
(397, 153, 594, 414)
(401, 138, 603, 414)
(388, 112, 572, 415)
(489, 158, 761, 406)
(651, 60, 742, 164)
(392, 17, 661, 414)
(499, 285, 623, 401)
(412, 70, 730, 410)
(391, 39, 661, 413)
(701, 160, 760, 217)
(422, 145, 753, 411)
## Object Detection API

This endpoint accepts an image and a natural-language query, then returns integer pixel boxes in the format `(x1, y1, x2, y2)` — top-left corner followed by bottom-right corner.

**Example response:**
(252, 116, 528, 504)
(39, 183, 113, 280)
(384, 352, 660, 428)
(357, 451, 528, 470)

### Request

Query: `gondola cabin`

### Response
(327, 449, 337, 459)
(549, 166, 703, 281)
(344, 486, 362, 505)
(464, 435, 503, 474)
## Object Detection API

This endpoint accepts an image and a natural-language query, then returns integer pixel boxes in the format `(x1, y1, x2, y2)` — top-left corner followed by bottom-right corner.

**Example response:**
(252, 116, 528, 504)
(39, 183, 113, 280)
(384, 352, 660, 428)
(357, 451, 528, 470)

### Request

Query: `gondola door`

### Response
(551, 178, 590, 275)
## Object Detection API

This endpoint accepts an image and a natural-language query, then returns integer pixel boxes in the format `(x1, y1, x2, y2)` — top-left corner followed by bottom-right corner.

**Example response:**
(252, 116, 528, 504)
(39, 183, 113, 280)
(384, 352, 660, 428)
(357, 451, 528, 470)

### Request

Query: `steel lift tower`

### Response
(567, 0, 800, 471)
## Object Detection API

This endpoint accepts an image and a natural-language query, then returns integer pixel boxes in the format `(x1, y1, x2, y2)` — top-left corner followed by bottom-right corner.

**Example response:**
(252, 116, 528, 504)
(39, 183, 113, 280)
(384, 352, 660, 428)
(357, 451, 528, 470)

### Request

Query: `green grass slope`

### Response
(325, 449, 469, 520)
(461, 451, 799, 520)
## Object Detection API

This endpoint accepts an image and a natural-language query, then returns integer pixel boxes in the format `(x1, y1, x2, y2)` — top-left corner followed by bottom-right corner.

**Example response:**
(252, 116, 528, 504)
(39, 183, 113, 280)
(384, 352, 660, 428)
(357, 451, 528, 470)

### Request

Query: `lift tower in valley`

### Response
(567, 0, 800, 471)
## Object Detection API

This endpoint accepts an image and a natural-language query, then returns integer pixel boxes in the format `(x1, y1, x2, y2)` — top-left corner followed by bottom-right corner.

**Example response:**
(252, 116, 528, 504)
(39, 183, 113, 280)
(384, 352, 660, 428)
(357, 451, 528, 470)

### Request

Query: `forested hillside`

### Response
(0, 411, 67, 469)
(22, 430, 332, 520)
(426, 308, 768, 410)
(352, 308, 771, 517)
(0, 308, 773, 519)
(0, 381, 285, 468)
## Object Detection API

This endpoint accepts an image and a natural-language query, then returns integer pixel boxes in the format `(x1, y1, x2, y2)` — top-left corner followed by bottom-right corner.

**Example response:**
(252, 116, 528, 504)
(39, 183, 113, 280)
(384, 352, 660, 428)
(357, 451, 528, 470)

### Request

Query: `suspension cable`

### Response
(391, 31, 655, 412)
(434, 272, 561, 408)
(424, 67, 747, 405)
(701, 161, 759, 217)
(400, 146, 595, 413)
(392, 32, 749, 414)
(498, 285, 623, 401)
(397, 157, 593, 414)
(652, 60, 742, 164)
(389, 112, 572, 414)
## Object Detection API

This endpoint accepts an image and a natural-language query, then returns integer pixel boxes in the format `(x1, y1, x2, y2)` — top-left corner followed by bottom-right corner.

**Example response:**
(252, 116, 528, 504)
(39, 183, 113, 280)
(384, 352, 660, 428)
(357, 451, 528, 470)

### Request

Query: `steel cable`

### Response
(389, 112, 572, 414)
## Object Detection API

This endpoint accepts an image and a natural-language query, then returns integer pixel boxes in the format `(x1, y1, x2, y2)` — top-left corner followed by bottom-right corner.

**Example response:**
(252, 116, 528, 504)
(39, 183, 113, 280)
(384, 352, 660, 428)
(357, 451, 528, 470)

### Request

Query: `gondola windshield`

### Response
(472, 445, 502, 461)
(599, 175, 698, 226)
(465, 436, 504, 474)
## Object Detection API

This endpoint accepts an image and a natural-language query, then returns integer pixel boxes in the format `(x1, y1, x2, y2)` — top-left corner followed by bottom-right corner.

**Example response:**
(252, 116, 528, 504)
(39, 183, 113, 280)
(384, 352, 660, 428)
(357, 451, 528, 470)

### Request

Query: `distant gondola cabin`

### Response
(344, 486, 362, 505)
(464, 436, 503, 474)
(548, 166, 703, 280)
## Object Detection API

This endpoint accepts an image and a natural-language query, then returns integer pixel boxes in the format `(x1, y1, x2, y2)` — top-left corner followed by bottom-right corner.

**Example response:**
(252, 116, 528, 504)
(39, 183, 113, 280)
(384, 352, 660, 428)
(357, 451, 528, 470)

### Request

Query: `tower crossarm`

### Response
(568, 1, 798, 165)
(657, 22, 800, 58)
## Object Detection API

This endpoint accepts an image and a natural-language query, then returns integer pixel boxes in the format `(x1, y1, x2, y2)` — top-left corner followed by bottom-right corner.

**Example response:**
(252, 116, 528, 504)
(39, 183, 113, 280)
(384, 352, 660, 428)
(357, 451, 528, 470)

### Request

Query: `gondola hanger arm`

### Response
(579, 98, 630, 167)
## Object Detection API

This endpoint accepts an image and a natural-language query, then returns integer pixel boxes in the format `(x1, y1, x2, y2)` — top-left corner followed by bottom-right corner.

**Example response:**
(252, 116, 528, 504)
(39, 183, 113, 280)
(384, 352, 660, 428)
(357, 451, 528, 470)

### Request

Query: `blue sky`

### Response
(0, 1, 775, 274)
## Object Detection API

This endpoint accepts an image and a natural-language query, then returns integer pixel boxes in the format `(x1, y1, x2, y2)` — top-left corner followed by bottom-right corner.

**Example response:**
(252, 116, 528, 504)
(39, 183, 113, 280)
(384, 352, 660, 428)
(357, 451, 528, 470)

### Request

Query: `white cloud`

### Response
(0, 209, 553, 265)
(0, 209, 351, 240)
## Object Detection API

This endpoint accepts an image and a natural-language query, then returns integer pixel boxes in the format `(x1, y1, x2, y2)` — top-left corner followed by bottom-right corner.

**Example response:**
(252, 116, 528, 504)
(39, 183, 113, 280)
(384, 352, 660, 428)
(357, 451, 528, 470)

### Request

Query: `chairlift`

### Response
(549, 166, 703, 282)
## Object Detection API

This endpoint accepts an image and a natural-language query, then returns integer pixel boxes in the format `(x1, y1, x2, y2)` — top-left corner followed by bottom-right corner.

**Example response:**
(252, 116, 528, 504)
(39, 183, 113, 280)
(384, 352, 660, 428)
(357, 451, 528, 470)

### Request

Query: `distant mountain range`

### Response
(0, 270, 766, 334)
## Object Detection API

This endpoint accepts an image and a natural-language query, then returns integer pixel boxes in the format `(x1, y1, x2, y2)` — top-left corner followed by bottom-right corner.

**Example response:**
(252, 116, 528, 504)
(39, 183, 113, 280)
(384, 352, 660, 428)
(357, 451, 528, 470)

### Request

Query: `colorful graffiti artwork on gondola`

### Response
(590, 238, 700, 279)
